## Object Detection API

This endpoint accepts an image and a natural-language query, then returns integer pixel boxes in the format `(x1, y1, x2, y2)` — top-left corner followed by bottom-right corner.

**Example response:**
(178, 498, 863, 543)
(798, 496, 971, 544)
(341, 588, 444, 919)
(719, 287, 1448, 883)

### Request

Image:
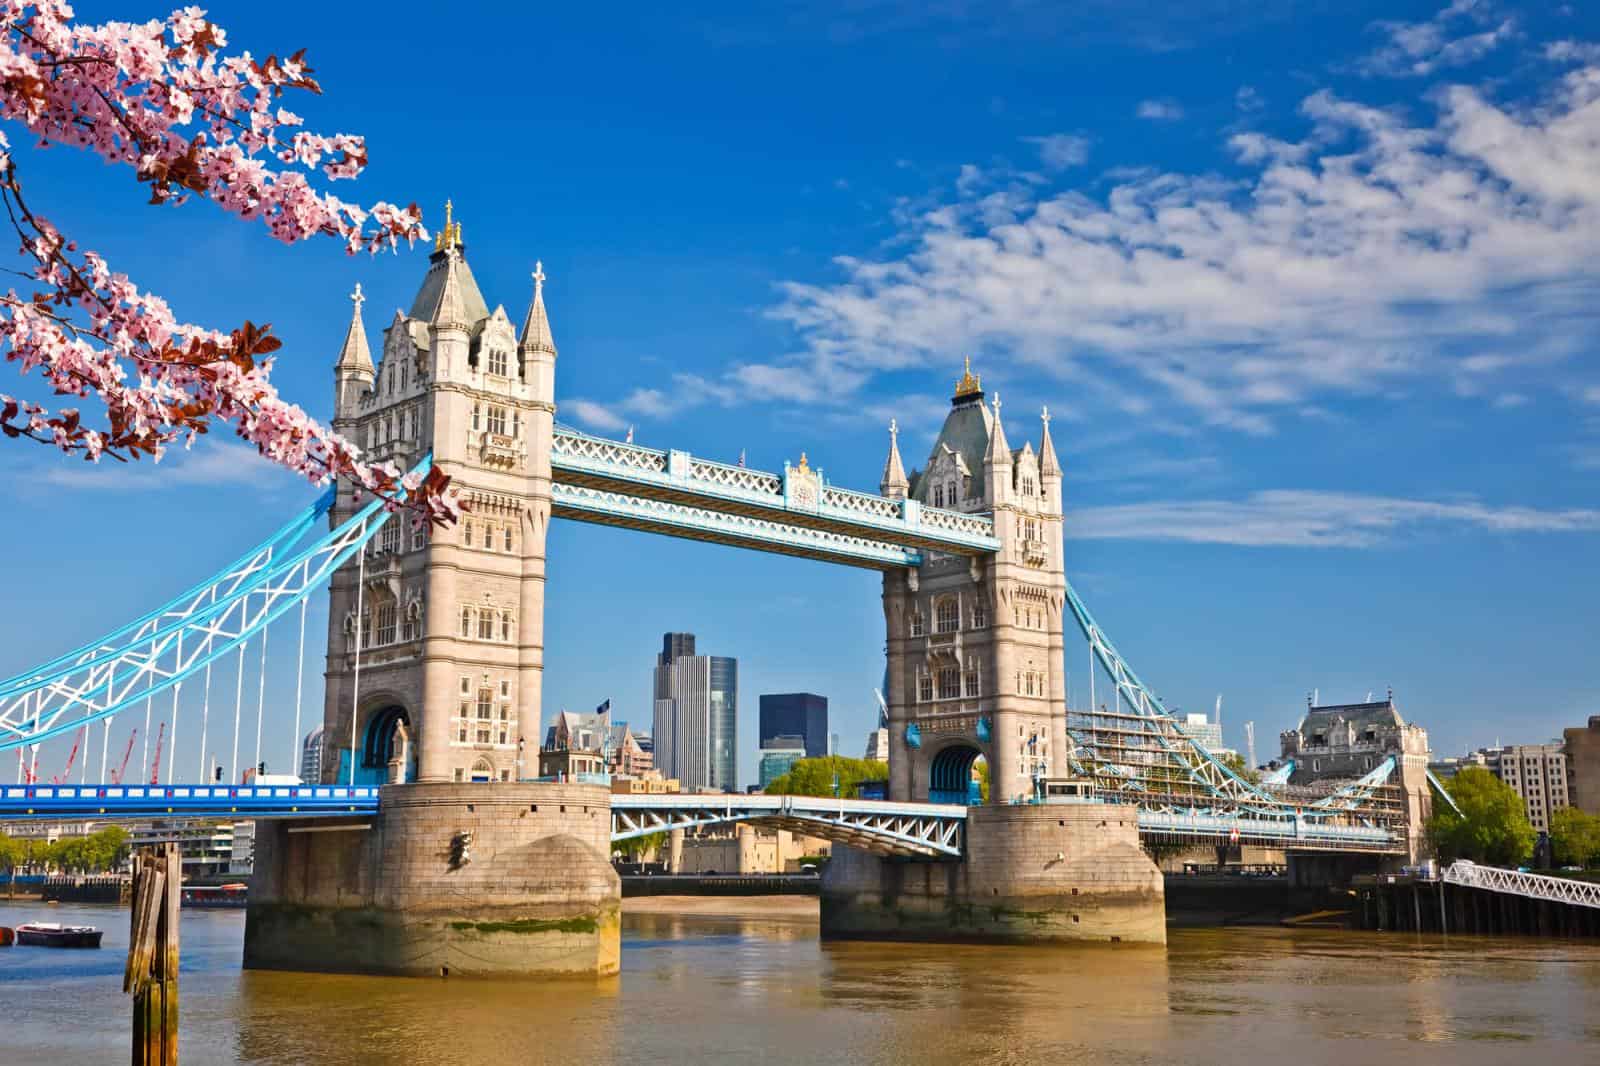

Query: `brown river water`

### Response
(2, 899, 1597, 1065)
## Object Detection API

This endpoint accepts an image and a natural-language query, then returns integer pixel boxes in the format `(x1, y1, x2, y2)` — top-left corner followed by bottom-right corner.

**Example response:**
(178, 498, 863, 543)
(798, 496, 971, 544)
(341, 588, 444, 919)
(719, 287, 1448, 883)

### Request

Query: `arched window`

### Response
(463, 520, 474, 547)
(946, 480, 957, 505)
(512, 412, 521, 439)
(459, 606, 473, 638)
(500, 611, 512, 642)
(909, 609, 924, 637)
(932, 484, 944, 508)
(935, 597, 960, 634)
(503, 526, 515, 552)
(482, 523, 494, 549)
(970, 599, 987, 628)
(917, 671, 933, 702)
(471, 403, 481, 431)
(964, 667, 980, 698)
(477, 608, 495, 641)
(374, 603, 397, 646)
(937, 666, 960, 700)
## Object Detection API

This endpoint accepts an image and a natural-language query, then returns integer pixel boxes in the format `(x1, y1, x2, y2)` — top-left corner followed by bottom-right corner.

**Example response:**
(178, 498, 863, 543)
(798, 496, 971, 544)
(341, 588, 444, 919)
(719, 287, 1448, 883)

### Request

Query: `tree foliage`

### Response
(0, 825, 127, 873)
(1549, 806, 1600, 869)
(763, 756, 889, 798)
(0, 3, 458, 521)
(615, 830, 667, 860)
(1425, 766, 1535, 866)
(1219, 751, 1261, 785)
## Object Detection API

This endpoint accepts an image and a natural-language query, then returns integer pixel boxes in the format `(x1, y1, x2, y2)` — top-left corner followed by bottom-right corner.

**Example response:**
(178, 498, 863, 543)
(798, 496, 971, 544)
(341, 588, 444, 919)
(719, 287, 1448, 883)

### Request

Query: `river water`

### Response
(2, 900, 1597, 1064)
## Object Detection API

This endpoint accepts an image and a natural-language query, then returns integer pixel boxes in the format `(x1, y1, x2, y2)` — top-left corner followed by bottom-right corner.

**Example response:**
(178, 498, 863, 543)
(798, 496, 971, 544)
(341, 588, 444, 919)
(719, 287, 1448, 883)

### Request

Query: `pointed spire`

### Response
(880, 418, 909, 498)
(428, 245, 471, 329)
(1039, 405, 1061, 477)
(985, 391, 1011, 466)
(518, 260, 557, 357)
(335, 283, 374, 376)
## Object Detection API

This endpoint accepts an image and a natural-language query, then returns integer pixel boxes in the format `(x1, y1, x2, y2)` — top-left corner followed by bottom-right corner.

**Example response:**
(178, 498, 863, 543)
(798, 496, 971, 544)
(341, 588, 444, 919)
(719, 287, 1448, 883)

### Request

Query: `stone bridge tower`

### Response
(321, 205, 556, 785)
(882, 361, 1068, 804)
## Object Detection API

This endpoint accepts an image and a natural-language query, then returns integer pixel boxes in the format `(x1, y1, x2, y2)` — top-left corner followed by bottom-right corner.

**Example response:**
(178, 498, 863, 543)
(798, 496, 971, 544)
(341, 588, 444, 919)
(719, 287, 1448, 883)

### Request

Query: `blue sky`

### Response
(3, 0, 1599, 785)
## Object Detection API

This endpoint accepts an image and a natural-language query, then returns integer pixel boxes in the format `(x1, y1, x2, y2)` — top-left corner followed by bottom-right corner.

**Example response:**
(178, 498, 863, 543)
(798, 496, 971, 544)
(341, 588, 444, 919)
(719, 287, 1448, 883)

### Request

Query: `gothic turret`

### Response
(334, 283, 374, 417)
(880, 419, 909, 499)
(1038, 405, 1063, 514)
(983, 391, 1012, 507)
(519, 261, 557, 406)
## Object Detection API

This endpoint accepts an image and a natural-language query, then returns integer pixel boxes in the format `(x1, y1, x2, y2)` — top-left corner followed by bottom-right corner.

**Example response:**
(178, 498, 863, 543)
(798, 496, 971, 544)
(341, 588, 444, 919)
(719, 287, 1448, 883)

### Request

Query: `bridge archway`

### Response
(361, 704, 414, 783)
(928, 743, 986, 806)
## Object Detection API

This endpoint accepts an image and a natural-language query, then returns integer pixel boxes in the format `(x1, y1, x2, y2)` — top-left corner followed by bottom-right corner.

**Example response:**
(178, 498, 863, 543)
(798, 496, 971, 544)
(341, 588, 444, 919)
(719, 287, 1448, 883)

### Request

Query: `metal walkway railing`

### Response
(1443, 861, 1600, 910)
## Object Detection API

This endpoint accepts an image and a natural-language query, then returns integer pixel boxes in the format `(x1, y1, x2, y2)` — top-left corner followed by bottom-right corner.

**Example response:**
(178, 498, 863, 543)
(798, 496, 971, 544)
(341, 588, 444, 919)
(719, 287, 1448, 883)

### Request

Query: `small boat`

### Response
(0, 926, 14, 946)
(14, 922, 103, 948)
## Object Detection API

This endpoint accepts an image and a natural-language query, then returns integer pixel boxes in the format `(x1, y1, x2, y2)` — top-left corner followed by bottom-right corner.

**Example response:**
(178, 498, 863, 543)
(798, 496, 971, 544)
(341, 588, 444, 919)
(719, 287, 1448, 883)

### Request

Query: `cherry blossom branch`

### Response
(0, 2, 461, 523)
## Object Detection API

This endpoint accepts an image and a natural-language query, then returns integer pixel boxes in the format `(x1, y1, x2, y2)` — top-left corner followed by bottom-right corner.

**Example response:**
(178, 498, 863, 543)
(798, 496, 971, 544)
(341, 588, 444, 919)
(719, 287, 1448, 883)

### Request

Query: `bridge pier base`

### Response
(244, 782, 619, 978)
(820, 803, 1164, 945)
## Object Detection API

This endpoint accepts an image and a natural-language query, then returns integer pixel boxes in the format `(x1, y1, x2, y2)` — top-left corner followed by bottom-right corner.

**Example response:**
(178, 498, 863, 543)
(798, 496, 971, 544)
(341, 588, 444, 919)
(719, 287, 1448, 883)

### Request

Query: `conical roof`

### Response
(335, 283, 374, 375)
(409, 246, 490, 327)
(1039, 406, 1062, 476)
(880, 419, 909, 496)
(519, 261, 557, 356)
(984, 393, 1011, 467)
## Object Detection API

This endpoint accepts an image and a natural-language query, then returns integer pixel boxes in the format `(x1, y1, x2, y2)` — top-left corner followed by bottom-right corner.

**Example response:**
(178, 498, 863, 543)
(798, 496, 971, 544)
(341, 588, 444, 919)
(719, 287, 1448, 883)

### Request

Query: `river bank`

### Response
(621, 894, 818, 919)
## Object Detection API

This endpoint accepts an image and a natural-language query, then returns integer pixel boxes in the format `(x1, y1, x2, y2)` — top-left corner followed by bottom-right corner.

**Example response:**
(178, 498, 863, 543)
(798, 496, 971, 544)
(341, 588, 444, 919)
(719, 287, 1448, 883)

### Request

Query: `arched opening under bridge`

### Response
(361, 705, 413, 783)
(929, 744, 987, 806)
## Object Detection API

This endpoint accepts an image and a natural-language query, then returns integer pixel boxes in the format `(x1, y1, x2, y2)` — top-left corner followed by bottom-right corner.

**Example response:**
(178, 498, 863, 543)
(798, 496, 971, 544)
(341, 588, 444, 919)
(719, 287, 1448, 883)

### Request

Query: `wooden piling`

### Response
(126, 844, 179, 1066)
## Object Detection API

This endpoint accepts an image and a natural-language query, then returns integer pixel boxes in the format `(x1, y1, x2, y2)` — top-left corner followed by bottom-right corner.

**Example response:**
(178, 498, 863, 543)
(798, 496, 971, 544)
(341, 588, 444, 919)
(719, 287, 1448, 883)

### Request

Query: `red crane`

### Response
(148, 722, 166, 785)
(109, 729, 137, 785)
(49, 726, 86, 785)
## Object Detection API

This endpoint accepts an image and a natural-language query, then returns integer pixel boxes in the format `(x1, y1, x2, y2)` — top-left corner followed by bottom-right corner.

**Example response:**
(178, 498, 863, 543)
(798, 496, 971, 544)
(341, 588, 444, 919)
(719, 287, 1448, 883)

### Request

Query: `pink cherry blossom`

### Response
(0, 3, 461, 523)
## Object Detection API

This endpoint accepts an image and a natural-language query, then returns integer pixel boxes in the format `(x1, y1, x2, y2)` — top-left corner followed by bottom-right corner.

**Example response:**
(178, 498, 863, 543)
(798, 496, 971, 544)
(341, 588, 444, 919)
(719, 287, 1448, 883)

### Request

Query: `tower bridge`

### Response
(0, 210, 1431, 974)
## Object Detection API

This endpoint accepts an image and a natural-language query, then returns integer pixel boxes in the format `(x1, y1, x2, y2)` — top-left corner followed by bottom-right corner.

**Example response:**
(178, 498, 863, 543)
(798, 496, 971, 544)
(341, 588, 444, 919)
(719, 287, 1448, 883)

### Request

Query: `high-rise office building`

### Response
(758, 693, 829, 759)
(300, 726, 325, 784)
(652, 633, 738, 791)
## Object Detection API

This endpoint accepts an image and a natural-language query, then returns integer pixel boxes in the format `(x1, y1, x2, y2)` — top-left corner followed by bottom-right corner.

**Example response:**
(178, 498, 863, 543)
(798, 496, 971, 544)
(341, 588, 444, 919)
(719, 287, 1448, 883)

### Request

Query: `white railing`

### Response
(1443, 861, 1600, 910)
(920, 507, 996, 538)
(687, 458, 783, 497)
(821, 485, 901, 520)
(551, 431, 668, 474)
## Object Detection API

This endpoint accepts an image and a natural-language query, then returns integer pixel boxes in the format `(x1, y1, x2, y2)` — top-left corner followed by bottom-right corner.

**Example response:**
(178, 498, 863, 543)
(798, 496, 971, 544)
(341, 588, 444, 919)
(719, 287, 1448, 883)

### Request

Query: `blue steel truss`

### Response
(0, 782, 378, 819)
(549, 426, 1000, 564)
(610, 794, 967, 858)
(0, 458, 431, 755)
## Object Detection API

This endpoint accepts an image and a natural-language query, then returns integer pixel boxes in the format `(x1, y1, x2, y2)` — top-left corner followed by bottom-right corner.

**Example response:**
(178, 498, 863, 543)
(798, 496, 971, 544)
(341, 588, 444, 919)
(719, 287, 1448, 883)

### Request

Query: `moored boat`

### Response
(14, 922, 103, 948)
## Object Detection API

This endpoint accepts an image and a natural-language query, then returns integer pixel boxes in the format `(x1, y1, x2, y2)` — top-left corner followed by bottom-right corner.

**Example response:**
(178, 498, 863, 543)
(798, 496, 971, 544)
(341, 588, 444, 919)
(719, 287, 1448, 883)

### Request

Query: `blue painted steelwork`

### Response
(548, 426, 1000, 563)
(611, 793, 967, 858)
(0, 457, 432, 754)
(1426, 768, 1463, 815)
(1260, 761, 1295, 786)
(0, 782, 378, 820)
(1136, 808, 1396, 851)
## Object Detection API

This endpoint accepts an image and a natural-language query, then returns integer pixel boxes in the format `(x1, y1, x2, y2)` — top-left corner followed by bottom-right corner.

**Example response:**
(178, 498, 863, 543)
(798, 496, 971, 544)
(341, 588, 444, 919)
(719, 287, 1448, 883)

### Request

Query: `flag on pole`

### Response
(738, 449, 746, 467)
(625, 426, 634, 443)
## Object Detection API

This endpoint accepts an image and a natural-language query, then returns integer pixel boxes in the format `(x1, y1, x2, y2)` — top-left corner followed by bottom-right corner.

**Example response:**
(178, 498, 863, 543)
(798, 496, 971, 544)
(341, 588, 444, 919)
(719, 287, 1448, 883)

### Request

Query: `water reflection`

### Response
(2, 901, 1598, 1065)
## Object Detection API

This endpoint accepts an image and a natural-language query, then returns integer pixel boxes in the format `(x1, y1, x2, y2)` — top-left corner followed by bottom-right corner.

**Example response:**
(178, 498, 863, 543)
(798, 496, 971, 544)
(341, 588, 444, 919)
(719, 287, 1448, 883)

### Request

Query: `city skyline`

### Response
(2, 1, 1597, 789)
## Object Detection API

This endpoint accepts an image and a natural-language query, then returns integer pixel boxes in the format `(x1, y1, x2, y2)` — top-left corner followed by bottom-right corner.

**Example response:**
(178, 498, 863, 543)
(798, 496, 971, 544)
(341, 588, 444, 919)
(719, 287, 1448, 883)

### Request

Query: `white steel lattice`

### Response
(0, 463, 429, 754)
(1443, 862, 1600, 909)
(688, 458, 784, 496)
(821, 485, 901, 519)
(551, 431, 668, 473)
(920, 506, 996, 538)
(611, 795, 966, 858)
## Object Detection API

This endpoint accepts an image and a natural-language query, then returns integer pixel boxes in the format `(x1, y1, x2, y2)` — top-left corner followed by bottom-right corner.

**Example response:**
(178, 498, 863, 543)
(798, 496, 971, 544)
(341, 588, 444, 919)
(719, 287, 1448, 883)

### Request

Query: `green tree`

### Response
(764, 756, 890, 798)
(615, 830, 667, 861)
(1549, 806, 1600, 869)
(1426, 766, 1536, 866)
(1219, 752, 1262, 785)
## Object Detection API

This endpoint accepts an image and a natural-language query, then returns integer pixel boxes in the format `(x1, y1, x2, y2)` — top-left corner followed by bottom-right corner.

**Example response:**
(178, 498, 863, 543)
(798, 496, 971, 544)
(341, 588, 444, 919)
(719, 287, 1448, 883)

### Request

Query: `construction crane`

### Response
(109, 729, 137, 785)
(49, 726, 86, 785)
(148, 722, 166, 786)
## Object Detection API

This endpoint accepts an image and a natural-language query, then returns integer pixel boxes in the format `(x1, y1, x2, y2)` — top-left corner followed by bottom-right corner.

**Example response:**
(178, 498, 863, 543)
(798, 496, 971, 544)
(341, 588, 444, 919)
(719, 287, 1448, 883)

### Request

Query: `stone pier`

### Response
(245, 782, 619, 977)
(820, 803, 1165, 945)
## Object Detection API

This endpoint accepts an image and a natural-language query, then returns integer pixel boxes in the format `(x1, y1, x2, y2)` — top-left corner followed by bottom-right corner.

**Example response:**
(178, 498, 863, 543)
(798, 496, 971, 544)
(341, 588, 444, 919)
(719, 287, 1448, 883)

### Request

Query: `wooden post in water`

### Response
(125, 843, 179, 1065)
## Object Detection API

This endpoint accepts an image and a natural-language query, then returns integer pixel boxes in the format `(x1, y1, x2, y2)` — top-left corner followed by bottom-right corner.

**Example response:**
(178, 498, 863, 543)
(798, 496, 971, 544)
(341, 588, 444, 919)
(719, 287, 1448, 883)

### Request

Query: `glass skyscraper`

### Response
(759, 693, 829, 759)
(652, 632, 738, 791)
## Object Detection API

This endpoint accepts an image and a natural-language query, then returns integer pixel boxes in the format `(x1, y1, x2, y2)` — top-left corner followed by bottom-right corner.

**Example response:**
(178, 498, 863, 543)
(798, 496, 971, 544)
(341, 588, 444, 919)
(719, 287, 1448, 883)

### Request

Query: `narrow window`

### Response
(917, 672, 933, 702)
(512, 412, 521, 438)
(483, 523, 494, 549)
(375, 603, 397, 646)
(411, 524, 425, 552)
(501, 611, 512, 642)
(477, 609, 495, 641)
(503, 526, 514, 552)
(487, 405, 507, 436)
(463, 519, 474, 547)
(460, 606, 473, 638)
(964, 668, 980, 698)
(910, 610, 924, 637)
(932, 484, 944, 508)
(938, 667, 960, 700)
(936, 597, 960, 634)
(472, 402, 481, 431)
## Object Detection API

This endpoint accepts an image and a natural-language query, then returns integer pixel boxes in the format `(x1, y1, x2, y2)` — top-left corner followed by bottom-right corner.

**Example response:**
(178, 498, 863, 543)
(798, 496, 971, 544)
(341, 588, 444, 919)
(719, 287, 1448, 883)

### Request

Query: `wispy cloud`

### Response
(1359, 0, 1515, 78)
(32, 440, 295, 493)
(753, 56, 1600, 436)
(1069, 490, 1600, 547)
(1235, 86, 1264, 112)
(1023, 133, 1091, 170)
(1136, 98, 1185, 121)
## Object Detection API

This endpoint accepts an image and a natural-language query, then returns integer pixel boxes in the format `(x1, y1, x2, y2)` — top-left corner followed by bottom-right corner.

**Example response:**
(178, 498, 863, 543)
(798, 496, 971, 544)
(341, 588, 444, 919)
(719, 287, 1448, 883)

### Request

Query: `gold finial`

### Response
(954, 356, 982, 398)
(797, 451, 810, 472)
(433, 198, 462, 252)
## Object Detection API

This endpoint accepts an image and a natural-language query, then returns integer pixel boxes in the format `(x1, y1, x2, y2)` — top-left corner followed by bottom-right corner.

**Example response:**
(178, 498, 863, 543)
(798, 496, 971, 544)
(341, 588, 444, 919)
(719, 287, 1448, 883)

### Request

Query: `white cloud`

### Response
(1068, 490, 1600, 547)
(562, 399, 628, 432)
(1136, 98, 1185, 121)
(758, 65, 1600, 435)
(1547, 40, 1600, 65)
(1235, 86, 1264, 112)
(1360, 0, 1515, 78)
(1024, 133, 1091, 170)
(35, 440, 295, 493)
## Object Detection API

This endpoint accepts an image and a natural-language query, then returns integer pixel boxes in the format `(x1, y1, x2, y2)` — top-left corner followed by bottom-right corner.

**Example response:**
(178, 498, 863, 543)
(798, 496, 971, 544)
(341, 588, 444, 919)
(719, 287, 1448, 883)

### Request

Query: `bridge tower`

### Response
(321, 204, 556, 786)
(882, 361, 1068, 804)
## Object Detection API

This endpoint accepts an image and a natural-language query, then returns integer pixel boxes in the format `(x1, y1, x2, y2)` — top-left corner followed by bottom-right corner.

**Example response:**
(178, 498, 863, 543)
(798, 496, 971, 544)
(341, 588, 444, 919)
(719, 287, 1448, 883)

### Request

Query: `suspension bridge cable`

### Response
(253, 625, 269, 779)
(166, 631, 184, 787)
(230, 642, 245, 786)
(100, 718, 110, 781)
(291, 597, 307, 783)
(197, 661, 213, 784)
(348, 545, 367, 787)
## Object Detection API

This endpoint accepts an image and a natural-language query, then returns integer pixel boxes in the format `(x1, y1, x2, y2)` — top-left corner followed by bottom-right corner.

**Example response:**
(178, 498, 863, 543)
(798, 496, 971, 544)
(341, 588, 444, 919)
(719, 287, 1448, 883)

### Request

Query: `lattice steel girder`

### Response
(551, 483, 926, 570)
(1443, 861, 1600, 909)
(0, 459, 431, 753)
(610, 795, 968, 858)
(550, 428, 1000, 556)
